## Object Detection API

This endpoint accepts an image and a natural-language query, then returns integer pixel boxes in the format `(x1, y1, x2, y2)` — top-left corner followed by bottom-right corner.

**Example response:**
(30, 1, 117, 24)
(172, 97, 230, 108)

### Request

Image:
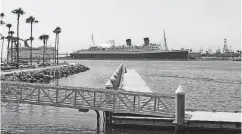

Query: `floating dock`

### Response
(109, 68, 241, 132)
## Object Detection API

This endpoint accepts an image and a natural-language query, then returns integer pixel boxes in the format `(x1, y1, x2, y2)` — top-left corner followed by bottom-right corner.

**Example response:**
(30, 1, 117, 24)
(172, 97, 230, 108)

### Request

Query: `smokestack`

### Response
(144, 37, 149, 46)
(126, 39, 131, 47)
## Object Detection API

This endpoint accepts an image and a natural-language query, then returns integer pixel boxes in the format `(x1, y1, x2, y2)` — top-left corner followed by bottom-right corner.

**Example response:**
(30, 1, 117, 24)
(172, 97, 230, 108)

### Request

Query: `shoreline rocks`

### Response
(1, 64, 89, 84)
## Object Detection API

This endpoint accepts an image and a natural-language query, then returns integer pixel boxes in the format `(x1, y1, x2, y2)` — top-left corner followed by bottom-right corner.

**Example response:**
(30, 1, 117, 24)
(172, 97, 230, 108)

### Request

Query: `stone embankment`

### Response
(1, 64, 89, 84)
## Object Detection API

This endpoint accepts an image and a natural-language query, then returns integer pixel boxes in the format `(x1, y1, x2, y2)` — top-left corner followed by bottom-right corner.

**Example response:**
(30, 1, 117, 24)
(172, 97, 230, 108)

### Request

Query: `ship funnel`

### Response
(144, 37, 149, 46)
(126, 39, 131, 47)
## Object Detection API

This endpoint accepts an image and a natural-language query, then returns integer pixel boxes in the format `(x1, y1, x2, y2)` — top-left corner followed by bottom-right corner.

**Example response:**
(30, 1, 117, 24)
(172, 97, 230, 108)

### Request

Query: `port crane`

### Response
(199, 46, 203, 53)
(216, 46, 221, 54)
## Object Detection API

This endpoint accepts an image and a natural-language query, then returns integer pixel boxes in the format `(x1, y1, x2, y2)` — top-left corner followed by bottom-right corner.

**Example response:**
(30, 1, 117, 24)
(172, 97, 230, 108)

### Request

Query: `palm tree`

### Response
(39, 34, 49, 65)
(6, 24, 12, 63)
(53, 29, 57, 64)
(53, 26, 61, 64)
(12, 8, 25, 68)
(26, 16, 38, 66)
(0, 13, 5, 25)
(8, 31, 14, 62)
(11, 37, 18, 62)
(6, 23, 12, 31)
(0, 13, 4, 18)
(1, 36, 5, 62)
(45, 36, 49, 62)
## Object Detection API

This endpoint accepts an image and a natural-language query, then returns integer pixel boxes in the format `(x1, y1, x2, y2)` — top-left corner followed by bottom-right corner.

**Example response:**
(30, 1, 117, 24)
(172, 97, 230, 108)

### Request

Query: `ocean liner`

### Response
(70, 31, 188, 60)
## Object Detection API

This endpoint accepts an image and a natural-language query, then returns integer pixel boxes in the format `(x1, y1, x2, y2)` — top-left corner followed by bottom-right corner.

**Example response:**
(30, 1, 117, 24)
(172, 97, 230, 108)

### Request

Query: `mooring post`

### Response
(113, 72, 119, 87)
(174, 85, 185, 131)
(124, 66, 127, 73)
(105, 79, 113, 90)
(110, 75, 118, 90)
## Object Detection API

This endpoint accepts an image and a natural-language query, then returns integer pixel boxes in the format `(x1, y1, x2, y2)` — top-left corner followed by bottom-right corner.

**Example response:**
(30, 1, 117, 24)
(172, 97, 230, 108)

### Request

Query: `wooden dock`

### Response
(109, 67, 241, 132)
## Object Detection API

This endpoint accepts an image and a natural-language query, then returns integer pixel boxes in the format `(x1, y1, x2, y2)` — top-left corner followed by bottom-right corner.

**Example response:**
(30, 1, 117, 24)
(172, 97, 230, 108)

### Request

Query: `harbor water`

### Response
(1, 60, 241, 133)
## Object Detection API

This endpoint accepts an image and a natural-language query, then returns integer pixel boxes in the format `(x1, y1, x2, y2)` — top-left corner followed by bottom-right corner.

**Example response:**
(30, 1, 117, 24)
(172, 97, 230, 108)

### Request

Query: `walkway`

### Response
(122, 69, 152, 93)
(1, 80, 175, 117)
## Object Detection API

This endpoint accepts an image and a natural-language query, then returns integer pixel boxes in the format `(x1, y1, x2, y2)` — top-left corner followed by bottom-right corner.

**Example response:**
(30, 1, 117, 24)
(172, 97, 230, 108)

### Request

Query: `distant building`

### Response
(19, 46, 54, 61)
(188, 52, 202, 59)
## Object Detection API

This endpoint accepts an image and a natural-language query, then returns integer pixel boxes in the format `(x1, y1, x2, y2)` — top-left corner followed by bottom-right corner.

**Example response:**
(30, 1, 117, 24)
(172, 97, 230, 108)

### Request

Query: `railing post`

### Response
(38, 88, 40, 103)
(93, 92, 96, 108)
(154, 98, 157, 112)
(133, 96, 136, 111)
(74, 90, 77, 107)
(56, 89, 59, 105)
(174, 85, 185, 131)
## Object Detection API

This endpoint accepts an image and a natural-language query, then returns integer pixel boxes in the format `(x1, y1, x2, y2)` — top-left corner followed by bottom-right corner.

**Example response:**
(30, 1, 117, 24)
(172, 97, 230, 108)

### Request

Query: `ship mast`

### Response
(163, 29, 168, 51)
(91, 33, 95, 47)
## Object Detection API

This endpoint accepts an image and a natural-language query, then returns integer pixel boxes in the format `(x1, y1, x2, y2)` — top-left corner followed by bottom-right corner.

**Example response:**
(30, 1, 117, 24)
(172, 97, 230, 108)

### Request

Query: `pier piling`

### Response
(174, 85, 185, 131)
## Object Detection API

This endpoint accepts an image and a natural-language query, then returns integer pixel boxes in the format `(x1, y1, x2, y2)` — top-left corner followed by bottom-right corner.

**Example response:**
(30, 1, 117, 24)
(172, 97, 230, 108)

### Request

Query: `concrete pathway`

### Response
(122, 69, 152, 93)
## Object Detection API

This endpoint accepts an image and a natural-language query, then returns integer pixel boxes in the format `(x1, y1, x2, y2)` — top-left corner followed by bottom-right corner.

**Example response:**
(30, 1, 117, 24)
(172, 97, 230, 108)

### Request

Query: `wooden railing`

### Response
(1, 81, 175, 117)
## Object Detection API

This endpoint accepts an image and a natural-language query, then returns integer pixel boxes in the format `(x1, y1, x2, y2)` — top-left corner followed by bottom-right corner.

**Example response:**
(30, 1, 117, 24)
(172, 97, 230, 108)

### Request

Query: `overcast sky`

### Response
(0, 0, 241, 55)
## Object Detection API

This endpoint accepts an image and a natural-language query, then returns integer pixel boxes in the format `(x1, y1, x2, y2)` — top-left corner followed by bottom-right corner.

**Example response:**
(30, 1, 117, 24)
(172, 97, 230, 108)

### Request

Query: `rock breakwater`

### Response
(1, 64, 89, 84)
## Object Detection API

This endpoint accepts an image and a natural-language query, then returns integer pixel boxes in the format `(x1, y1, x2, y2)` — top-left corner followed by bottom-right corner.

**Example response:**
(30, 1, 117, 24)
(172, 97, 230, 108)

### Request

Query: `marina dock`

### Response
(108, 67, 241, 132)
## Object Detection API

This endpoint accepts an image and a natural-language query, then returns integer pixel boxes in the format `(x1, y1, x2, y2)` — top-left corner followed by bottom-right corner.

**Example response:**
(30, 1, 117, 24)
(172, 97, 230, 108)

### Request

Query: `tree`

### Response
(6, 23, 12, 63)
(53, 26, 61, 64)
(0, 13, 5, 25)
(0, 13, 4, 18)
(1, 36, 5, 62)
(8, 31, 14, 62)
(11, 36, 18, 62)
(12, 8, 25, 68)
(39, 34, 49, 65)
(26, 16, 38, 66)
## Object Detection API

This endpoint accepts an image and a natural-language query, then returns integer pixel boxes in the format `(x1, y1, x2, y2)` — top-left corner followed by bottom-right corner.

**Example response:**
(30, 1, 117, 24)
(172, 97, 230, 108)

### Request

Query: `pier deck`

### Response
(115, 68, 241, 130)
(122, 69, 152, 93)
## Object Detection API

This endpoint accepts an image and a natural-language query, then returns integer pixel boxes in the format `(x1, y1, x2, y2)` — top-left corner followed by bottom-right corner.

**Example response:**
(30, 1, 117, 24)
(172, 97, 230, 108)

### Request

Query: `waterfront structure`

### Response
(18, 46, 54, 61)
(188, 52, 202, 59)
(71, 33, 189, 60)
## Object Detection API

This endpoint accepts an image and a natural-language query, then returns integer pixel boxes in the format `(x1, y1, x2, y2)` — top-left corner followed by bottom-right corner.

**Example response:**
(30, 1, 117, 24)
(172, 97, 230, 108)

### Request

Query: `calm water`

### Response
(1, 60, 241, 133)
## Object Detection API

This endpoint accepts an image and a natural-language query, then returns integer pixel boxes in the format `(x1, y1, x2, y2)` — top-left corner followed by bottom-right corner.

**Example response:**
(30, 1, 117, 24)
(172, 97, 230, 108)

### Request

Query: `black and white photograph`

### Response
(0, 0, 241, 133)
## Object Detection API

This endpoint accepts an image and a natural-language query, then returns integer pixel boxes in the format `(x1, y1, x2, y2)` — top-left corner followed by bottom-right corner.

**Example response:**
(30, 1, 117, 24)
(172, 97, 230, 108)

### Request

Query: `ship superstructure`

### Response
(71, 31, 189, 60)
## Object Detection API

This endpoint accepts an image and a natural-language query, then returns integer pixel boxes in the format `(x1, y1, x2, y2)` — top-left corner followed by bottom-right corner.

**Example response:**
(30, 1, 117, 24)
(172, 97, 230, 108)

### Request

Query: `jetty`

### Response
(1, 63, 241, 133)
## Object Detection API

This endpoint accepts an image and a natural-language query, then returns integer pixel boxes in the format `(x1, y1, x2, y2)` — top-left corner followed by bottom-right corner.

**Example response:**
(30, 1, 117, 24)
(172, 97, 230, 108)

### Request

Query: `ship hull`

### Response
(70, 51, 188, 60)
